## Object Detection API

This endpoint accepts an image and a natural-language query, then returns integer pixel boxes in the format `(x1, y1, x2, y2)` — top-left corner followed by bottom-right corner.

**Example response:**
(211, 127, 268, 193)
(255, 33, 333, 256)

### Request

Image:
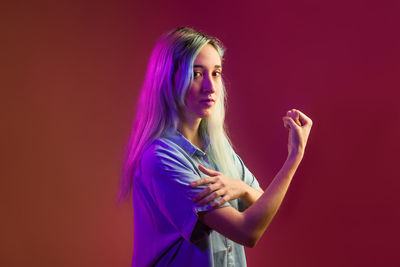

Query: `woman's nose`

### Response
(201, 75, 216, 94)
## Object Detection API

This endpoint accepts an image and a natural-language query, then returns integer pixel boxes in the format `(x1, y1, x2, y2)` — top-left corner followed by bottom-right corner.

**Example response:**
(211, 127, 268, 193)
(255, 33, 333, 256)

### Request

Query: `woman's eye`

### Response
(193, 72, 202, 78)
(213, 71, 222, 77)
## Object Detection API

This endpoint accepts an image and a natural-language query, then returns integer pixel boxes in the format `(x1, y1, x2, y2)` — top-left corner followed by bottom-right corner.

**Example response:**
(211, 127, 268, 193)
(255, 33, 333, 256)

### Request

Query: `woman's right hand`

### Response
(282, 109, 313, 158)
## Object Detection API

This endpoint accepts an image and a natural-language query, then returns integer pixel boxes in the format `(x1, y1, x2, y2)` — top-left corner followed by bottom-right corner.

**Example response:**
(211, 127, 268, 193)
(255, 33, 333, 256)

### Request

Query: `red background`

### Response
(2, 0, 400, 266)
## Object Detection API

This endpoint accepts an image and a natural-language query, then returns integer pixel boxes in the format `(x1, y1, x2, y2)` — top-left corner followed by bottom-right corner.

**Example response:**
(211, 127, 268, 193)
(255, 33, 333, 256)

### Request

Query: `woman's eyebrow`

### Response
(193, 64, 222, 69)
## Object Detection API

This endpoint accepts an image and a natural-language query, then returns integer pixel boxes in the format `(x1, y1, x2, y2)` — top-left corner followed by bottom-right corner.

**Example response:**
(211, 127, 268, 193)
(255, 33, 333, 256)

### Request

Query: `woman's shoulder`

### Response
(141, 133, 189, 165)
(139, 134, 197, 179)
(143, 137, 178, 159)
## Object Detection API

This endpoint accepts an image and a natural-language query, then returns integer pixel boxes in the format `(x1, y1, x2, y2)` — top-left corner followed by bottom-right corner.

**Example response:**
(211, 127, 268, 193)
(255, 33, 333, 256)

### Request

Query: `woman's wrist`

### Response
(240, 180, 250, 198)
(287, 150, 304, 165)
(240, 181, 262, 207)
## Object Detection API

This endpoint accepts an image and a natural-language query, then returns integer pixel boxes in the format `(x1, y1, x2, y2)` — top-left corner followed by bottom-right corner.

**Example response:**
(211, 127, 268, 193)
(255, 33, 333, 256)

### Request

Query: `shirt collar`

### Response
(163, 127, 210, 157)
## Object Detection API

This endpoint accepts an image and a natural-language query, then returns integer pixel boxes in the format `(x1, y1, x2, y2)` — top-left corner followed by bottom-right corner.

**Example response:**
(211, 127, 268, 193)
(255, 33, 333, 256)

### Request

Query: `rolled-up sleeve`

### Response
(234, 154, 261, 212)
(140, 140, 229, 242)
(235, 154, 260, 190)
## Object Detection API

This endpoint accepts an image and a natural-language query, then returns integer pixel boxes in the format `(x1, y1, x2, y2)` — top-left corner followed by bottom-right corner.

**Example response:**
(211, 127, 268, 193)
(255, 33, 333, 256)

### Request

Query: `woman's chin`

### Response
(199, 107, 216, 118)
(199, 111, 213, 118)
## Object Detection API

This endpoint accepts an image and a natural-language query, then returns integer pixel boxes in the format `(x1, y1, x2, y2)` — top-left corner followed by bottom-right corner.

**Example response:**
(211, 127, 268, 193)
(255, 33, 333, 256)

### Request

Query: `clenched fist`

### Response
(282, 109, 312, 158)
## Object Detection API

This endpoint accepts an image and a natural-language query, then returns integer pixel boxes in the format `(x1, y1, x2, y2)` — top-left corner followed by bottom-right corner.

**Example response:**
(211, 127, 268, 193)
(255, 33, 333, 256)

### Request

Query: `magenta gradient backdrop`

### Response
(2, 0, 400, 266)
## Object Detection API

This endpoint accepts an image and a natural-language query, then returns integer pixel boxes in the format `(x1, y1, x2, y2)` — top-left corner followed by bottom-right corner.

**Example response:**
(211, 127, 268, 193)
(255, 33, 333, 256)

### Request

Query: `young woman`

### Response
(119, 27, 312, 267)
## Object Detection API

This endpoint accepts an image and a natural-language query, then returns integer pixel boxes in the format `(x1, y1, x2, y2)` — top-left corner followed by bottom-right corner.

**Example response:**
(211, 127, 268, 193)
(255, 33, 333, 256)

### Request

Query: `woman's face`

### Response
(183, 44, 222, 121)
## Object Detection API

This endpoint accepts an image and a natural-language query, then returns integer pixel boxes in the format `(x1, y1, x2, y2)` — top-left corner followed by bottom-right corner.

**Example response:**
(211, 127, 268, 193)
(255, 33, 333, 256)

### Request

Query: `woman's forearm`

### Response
(240, 183, 264, 207)
(243, 152, 303, 246)
(199, 110, 312, 247)
(198, 152, 303, 247)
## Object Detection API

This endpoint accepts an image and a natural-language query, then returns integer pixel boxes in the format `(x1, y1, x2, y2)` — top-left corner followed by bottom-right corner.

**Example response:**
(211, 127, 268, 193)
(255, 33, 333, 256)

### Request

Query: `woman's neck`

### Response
(178, 117, 204, 151)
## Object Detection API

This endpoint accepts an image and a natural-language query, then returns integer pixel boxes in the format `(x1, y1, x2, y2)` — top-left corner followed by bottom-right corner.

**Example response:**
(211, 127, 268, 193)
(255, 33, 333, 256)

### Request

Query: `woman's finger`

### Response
(296, 110, 313, 126)
(198, 165, 219, 176)
(292, 109, 302, 126)
(190, 176, 216, 187)
(211, 195, 229, 208)
(192, 183, 219, 202)
(286, 109, 302, 126)
(282, 116, 290, 129)
(282, 116, 299, 130)
(196, 189, 225, 206)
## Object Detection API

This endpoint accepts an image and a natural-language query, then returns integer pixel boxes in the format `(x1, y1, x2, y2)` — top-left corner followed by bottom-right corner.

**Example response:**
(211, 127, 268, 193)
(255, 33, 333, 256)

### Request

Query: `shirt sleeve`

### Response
(235, 154, 260, 190)
(140, 140, 230, 243)
(234, 153, 261, 212)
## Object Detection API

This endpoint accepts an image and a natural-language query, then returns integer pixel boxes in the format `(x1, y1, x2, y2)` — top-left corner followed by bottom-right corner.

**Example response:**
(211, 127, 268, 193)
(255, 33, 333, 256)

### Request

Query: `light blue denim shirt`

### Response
(132, 128, 260, 267)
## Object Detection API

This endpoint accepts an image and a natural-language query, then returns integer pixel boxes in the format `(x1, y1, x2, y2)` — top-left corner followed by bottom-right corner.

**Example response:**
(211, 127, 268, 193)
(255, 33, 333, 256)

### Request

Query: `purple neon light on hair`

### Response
(118, 27, 239, 203)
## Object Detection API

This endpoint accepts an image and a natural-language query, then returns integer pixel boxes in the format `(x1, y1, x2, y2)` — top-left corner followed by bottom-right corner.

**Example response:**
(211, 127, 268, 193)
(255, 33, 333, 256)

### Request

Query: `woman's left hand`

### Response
(190, 165, 245, 208)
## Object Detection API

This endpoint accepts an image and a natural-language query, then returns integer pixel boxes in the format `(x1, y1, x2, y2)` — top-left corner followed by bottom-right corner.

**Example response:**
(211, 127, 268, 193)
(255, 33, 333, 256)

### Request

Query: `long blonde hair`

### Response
(118, 27, 240, 202)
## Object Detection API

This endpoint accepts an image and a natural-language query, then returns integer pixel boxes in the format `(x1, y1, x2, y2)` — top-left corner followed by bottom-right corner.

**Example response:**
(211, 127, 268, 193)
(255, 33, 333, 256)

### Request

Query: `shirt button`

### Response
(228, 246, 232, 253)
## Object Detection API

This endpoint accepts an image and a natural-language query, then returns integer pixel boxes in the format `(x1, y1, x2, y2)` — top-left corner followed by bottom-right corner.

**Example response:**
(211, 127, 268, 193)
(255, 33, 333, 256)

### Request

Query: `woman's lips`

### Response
(199, 99, 215, 106)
